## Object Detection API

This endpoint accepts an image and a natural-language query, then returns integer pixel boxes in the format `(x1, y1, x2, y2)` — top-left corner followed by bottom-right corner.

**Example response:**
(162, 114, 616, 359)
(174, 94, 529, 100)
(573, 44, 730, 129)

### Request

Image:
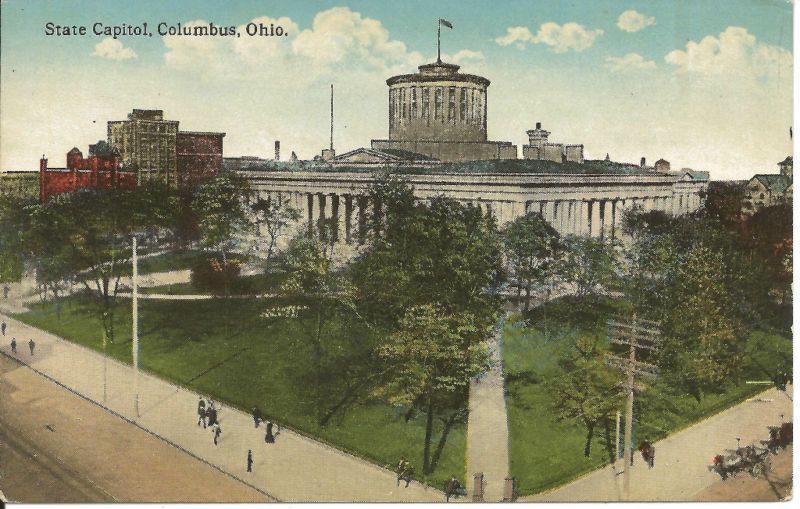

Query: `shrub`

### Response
(190, 257, 242, 295)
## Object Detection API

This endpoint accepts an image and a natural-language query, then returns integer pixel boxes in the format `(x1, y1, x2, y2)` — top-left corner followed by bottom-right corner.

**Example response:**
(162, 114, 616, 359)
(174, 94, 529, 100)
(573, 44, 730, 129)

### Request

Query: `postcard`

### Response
(0, 0, 793, 503)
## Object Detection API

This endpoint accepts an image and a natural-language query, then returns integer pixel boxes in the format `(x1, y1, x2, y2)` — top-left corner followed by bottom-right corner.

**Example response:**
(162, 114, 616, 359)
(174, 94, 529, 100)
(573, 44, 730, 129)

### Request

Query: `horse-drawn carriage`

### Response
(709, 422, 792, 481)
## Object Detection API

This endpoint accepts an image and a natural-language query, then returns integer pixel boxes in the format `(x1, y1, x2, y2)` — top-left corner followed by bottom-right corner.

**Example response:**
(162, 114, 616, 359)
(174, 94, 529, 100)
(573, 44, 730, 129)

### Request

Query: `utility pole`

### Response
(330, 84, 334, 151)
(606, 315, 661, 501)
(132, 235, 140, 418)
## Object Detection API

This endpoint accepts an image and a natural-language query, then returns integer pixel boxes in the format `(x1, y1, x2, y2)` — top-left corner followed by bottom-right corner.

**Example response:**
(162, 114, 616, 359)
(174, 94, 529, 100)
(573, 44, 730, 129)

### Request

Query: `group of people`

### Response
(3, 321, 36, 356)
(253, 406, 279, 444)
(197, 397, 222, 444)
(195, 399, 283, 472)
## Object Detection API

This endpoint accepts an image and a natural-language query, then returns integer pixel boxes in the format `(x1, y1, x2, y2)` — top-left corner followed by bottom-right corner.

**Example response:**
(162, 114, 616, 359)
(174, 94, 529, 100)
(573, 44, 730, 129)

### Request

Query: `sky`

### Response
(0, 0, 793, 180)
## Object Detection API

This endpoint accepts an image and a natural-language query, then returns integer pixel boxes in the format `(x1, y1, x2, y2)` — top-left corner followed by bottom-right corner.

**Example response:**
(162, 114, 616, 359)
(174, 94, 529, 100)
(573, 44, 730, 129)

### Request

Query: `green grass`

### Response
(504, 296, 773, 496)
(14, 294, 464, 490)
(140, 270, 287, 296)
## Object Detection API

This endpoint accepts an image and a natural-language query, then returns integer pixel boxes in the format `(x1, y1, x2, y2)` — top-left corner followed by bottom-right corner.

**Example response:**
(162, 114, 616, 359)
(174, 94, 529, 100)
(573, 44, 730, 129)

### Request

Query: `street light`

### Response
(132, 234, 140, 418)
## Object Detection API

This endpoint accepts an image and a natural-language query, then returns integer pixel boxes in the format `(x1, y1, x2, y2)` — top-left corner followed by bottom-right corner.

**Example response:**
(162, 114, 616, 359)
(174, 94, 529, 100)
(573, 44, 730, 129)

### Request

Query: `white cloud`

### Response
(664, 26, 792, 79)
(616, 10, 655, 33)
(496, 22, 603, 53)
(495, 26, 535, 49)
(605, 53, 656, 72)
(91, 38, 137, 60)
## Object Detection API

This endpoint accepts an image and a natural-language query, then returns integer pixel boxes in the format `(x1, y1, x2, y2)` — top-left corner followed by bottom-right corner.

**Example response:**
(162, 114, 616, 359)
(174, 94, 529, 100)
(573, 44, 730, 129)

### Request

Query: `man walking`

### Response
(2, 321, 6, 335)
(247, 449, 253, 472)
(213, 423, 222, 445)
(252, 406, 262, 428)
(3, 286, 9, 299)
(197, 397, 207, 428)
(265, 421, 275, 443)
(28, 339, 35, 356)
(10, 338, 16, 354)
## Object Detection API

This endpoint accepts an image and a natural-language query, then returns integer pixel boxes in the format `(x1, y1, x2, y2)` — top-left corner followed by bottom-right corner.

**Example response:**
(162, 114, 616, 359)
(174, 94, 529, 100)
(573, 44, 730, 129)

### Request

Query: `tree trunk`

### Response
(524, 286, 531, 311)
(584, 421, 595, 457)
(602, 417, 615, 464)
(423, 398, 434, 474)
(430, 412, 460, 472)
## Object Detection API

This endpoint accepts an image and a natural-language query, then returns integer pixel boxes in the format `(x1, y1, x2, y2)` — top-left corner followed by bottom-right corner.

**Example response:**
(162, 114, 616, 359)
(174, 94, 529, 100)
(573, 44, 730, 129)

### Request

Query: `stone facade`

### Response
(522, 123, 583, 163)
(237, 169, 708, 252)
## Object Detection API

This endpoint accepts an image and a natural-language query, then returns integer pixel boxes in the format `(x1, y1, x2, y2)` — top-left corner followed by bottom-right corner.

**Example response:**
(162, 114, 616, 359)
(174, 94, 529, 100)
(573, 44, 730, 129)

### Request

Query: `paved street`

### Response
(0, 355, 268, 503)
(524, 386, 793, 501)
(466, 323, 510, 502)
(0, 313, 442, 502)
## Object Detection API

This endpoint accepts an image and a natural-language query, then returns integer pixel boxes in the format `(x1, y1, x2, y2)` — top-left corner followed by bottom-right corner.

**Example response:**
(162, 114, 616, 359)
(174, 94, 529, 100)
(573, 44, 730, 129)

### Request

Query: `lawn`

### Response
(136, 249, 206, 274)
(14, 293, 464, 490)
(140, 271, 287, 296)
(504, 296, 774, 496)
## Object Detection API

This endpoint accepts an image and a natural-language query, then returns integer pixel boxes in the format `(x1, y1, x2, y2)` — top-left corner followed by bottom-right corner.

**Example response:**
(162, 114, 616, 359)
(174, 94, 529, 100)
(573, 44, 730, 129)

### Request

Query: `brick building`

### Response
(176, 131, 225, 189)
(39, 140, 137, 203)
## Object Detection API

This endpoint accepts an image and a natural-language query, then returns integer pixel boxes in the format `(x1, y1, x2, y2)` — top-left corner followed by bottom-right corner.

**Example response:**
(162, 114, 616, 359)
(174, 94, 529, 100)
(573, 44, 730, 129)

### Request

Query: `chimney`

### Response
(274, 140, 280, 161)
(640, 157, 646, 168)
(536, 122, 542, 130)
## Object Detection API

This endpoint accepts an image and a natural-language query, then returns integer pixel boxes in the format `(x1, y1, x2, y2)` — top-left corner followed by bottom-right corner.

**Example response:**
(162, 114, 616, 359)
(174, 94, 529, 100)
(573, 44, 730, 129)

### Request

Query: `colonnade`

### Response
(249, 187, 704, 244)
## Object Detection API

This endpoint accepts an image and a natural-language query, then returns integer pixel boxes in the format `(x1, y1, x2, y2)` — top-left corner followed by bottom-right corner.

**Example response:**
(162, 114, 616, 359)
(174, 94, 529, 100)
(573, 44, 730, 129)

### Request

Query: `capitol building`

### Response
(235, 56, 708, 245)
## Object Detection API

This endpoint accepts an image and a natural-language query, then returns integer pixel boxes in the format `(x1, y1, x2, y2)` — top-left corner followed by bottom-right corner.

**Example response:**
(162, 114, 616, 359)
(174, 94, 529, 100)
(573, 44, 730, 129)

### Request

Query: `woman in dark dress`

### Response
(265, 421, 275, 443)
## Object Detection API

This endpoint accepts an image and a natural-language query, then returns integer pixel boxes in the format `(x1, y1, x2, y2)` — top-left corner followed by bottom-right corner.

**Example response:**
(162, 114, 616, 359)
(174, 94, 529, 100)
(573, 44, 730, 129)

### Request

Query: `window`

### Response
(435, 87, 443, 120)
(422, 88, 430, 119)
(460, 88, 467, 121)
(448, 87, 456, 122)
(411, 87, 417, 119)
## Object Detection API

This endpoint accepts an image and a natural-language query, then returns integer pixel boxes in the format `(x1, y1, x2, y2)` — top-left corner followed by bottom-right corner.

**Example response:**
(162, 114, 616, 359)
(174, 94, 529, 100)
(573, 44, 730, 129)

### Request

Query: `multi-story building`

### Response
(38, 141, 137, 203)
(108, 109, 179, 186)
(176, 131, 225, 190)
(743, 157, 793, 213)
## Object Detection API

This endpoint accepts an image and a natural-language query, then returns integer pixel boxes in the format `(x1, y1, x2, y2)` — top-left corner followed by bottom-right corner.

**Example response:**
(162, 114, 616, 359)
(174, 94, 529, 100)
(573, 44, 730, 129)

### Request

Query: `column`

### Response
(344, 195, 353, 245)
(330, 194, 341, 243)
(590, 200, 601, 238)
(357, 196, 368, 243)
(306, 193, 315, 230)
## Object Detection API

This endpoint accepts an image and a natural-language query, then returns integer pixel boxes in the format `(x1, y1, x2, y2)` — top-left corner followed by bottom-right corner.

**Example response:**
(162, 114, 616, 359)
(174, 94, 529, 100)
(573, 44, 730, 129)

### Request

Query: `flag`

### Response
(439, 19, 453, 29)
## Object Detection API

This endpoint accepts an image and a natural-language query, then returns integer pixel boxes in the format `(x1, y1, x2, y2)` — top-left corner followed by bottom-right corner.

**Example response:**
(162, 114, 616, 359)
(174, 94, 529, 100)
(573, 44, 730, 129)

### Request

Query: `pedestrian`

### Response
(396, 457, 412, 488)
(1, 321, 6, 336)
(213, 423, 222, 445)
(445, 475, 462, 502)
(207, 405, 218, 428)
(10, 338, 16, 354)
(265, 421, 275, 444)
(252, 406, 262, 428)
(247, 449, 253, 472)
(3, 286, 9, 299)
(28, 339, 35, 356)
(197, 397, 207, 428)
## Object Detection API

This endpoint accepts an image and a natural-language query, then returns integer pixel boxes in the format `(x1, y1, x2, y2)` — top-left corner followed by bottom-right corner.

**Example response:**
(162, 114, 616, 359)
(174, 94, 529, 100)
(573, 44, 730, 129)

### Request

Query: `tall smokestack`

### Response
(275, 140, 280, 161)
(640, 157, 646, 167)
(536, 122, 541, 130)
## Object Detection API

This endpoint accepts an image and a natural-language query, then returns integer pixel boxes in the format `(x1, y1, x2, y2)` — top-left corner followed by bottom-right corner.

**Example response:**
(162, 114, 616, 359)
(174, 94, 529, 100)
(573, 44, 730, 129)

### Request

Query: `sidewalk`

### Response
(0, 313, 442, 502)
(524, 386, 793, 501)
(466, 323, 510, 501)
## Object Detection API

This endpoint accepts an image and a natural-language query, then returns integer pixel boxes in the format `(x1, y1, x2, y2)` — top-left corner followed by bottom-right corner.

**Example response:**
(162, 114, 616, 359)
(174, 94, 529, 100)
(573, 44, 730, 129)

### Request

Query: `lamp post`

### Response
(132, 234, 140, 418)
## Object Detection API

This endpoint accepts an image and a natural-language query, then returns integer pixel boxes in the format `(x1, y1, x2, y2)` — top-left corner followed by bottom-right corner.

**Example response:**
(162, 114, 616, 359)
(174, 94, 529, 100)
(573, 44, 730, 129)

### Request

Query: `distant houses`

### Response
(743, 156, 793, 214)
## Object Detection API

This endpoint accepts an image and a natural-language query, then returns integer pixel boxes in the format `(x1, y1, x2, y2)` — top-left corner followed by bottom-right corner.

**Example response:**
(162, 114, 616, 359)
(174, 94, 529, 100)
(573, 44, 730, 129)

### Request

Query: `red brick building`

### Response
(39, 141, 137, 203)
(176, 131, 225, 189)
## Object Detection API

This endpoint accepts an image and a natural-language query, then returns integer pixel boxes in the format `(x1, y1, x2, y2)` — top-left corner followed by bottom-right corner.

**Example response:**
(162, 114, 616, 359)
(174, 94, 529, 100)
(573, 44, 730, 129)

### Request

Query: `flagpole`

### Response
(437, 19, 441, 63)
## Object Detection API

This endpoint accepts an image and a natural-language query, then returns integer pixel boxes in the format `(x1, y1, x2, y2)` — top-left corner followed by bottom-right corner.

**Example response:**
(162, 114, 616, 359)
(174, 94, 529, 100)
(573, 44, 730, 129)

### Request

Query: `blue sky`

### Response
(1, 0, 793, 179)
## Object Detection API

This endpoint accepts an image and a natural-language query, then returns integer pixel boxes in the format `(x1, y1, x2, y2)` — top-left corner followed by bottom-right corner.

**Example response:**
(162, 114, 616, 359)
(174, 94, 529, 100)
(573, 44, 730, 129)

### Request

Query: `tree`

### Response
(24, 183, 177, 340)
(375, 304, 492, 474)
(557, 235, 619, 298)
(277, 225, 356, 423)
(701, 180, 747, 232)
(192, 172, 251, 262)
(249, 194, 302, 265)
(503, 212, 562, 310)
(549, 333, 622, 458)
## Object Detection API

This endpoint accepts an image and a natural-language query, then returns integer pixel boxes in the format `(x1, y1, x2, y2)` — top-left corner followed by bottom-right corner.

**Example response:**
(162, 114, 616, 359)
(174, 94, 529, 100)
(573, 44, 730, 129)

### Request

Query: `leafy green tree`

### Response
(701, 180, 747, 232)
(745, 331, 792, 392)
(549, 334, 622, 458)
(24, 183, 177, 339)
(502, 212, 562, 310)
(375, 303, 492, 474)
(192, 172, 251, 262)
(277, 225, 358, 423)
(0, 194, 34, 284)
(250, 194, 302, 264)
(557, 235, 619, 298)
